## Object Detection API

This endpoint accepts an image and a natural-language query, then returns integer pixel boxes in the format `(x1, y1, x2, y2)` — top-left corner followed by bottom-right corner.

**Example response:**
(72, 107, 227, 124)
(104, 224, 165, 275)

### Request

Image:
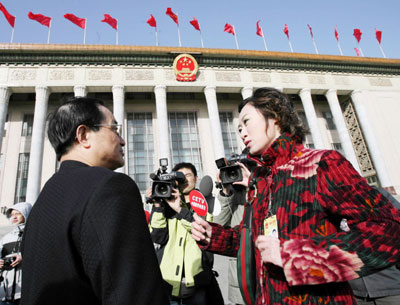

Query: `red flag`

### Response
(166, 8, 178, 25)
(283, 24, 289, 39)
(353, 28, 362, 43)
(375, 28, 382, 44)
(224, 23, 235, 35)
(101, 14, 117, 30)
(354, 48, 360, 57)
(0, 2, 15, 28)
(190, 17, 200, 31)
(307, 24, 313, 38)
(64, 13, 86, 29)
(147, 14, 156, 27)
(256, 20, 263, 37)
(334, 25, 339, 41)
(28, 12, 51, 27)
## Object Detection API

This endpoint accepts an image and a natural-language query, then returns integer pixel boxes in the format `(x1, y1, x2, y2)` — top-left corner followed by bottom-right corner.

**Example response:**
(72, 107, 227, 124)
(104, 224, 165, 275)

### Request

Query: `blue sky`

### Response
(0, 0, 399, 59)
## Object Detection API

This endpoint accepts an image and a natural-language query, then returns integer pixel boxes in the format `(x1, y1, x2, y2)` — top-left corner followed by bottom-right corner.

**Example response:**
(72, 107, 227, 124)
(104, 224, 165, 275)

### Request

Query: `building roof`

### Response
(1, 43, 400, 75)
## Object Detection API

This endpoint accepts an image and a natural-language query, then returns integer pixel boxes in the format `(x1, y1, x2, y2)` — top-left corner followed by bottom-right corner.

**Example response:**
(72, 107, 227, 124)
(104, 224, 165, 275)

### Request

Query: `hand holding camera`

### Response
(0, 254, 21, 271)
(215, 153, 252, 188)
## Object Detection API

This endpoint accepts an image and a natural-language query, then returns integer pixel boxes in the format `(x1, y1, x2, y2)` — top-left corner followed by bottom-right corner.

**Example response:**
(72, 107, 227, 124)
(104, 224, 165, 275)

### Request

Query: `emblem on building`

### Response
(173, 54, 198, 81)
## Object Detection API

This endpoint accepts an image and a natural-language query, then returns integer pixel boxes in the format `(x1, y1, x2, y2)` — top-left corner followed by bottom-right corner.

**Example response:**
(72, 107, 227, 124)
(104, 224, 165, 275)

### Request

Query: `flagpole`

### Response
(47, 19, 51, 44)
(261, 26, 268, 51)
(358, 43, 364, 57)
(288, 39, 293, 53)
(337, 41, 343, 56)
(233, 26, 239, 49)
(116, 23, 118, 45)
(177, 24, 181, 47)
(155, 27, 159, 46)
(312, 38, 319, 54)
(198, 21, 204, 48)
(379, 44, 386, 58)
(10, 15, 15, 43)
(83, 18, 87, 44)
(200, 31, 204, 48)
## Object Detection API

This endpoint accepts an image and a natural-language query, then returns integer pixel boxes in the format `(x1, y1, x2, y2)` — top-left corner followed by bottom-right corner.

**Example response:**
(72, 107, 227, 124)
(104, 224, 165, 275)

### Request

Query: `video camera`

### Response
(1, 255, 16, 272)
(148, 158, 186, 200)
(215, 153, 249, 185)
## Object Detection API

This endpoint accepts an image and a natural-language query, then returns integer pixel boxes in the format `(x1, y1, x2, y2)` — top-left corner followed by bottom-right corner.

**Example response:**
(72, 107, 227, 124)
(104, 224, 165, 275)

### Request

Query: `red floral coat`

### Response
(204, 133, 400, 305)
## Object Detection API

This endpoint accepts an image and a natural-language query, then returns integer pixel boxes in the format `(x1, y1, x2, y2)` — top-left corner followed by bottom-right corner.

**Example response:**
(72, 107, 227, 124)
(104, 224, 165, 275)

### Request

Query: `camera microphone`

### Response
(199, 175, 213, 197)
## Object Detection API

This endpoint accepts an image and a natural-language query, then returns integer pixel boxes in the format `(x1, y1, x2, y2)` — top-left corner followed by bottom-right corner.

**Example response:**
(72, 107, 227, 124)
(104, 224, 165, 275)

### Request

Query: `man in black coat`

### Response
(21, 97, 168, 305)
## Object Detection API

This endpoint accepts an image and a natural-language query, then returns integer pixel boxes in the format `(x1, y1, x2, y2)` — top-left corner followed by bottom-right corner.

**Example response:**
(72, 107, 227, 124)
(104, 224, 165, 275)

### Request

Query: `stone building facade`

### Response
(0, 43, 399, 223)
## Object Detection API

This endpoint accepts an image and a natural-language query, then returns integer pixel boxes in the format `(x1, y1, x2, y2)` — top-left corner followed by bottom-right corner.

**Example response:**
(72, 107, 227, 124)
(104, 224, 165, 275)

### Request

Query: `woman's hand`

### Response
(255, 235, 283, 267)
(232, 162, 251, 187)
(191, 213, 212, 244)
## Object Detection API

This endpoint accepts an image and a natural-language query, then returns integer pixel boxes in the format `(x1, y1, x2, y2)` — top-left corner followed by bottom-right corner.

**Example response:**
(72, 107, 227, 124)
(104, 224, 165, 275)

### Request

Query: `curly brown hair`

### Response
(238, 87, 307, 143)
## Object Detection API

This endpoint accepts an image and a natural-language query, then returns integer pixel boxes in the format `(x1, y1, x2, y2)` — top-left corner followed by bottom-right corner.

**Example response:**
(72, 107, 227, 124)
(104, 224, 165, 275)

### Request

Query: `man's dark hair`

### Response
(238, 87, 308, 143)
(172, 162, 197, 177)
(47, 97, 106, 161)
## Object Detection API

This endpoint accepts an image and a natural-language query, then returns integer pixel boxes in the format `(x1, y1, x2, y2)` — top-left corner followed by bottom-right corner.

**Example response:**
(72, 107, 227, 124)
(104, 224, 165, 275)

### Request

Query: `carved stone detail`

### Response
(252, 72, 271, 83)
(215, 72, 241, 82)
(88, 70, 112, 80)
(10, 69, 37, 81)
(49, 70, 74, 80)
(308, 75, 326, 84)
(368, 77, 392, 87)
(341, 98, 377, 179)
(334, 76, 350, 86)
(165, 69, 175, 80)
(280, 74, 299, 84)
(125, 70, 154, 80)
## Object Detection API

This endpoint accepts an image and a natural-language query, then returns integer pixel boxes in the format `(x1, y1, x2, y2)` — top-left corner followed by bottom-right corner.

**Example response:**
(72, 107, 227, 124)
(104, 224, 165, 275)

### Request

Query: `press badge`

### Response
(263, 215, 279, 238)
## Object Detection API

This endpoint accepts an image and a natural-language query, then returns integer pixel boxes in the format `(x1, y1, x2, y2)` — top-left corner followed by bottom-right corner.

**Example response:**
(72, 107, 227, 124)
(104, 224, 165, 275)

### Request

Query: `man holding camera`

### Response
(21, 97, 168, 305)
(149, 162, 223, 305)
(0, 202, 32, 305)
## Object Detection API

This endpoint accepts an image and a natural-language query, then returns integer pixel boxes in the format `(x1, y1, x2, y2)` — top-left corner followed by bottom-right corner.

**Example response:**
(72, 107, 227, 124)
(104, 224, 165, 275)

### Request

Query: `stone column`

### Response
(351, 90, 392, 188)
(299, 88, 325, 149)
(26, 86, 50, 204)
(241, 87, 253, 100)
(0, 86, 11, 151)
(112, 85, 125, 173)
(204, 86, 225, 160)
(154, 85, 171, 165)
(325, 89, 361, 173)
(73, 85, 87, 97)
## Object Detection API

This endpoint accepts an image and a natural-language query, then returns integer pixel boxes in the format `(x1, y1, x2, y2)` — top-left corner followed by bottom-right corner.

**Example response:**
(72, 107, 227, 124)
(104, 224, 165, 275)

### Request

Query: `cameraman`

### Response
(148, 162, 223, 305)
(0, 202, 32, 305)
(214, 161, 251, 305)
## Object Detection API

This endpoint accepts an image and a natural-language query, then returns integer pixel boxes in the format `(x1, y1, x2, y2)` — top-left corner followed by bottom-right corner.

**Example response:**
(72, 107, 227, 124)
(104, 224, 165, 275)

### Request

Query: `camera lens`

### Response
(227, 169, 239, 180)
(155, 183, 169, 196)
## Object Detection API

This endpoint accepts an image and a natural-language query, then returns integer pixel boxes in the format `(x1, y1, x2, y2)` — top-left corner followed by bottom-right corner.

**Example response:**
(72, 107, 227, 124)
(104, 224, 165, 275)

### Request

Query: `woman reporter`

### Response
(192, 87, 400, 305)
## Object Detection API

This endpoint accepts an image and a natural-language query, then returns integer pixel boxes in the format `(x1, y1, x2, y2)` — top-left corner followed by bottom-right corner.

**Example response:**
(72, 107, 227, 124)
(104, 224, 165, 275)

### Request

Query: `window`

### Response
(127, 113, 155, 193)
(22, 114, 34, 136)
(169, 112, 202, 173)
(332, 143, 344, 155)
(322, 111, 337, 130)
(297, 111, 310, 130)
(14, 153, 30, 203)
(219, 112, 240, 157)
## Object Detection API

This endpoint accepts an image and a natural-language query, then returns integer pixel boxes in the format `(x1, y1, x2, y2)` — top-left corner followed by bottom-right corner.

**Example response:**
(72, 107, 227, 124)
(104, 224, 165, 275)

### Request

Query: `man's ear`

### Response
(75, 125, 91, 148)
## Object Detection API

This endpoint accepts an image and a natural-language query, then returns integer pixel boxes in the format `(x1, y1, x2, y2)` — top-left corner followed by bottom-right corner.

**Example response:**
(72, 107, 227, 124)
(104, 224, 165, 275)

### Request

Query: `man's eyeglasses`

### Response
(89, 124, 122, 136)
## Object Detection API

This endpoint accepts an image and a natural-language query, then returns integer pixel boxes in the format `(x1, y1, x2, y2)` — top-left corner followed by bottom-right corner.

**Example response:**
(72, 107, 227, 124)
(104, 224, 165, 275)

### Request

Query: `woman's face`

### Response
(10, 210, 25, 225)
(238, 103, 281, 155)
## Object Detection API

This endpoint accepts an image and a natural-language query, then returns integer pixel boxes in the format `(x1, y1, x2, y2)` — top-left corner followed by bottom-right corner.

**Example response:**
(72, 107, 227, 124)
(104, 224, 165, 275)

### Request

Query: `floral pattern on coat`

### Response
(203, 133, 400, 305)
